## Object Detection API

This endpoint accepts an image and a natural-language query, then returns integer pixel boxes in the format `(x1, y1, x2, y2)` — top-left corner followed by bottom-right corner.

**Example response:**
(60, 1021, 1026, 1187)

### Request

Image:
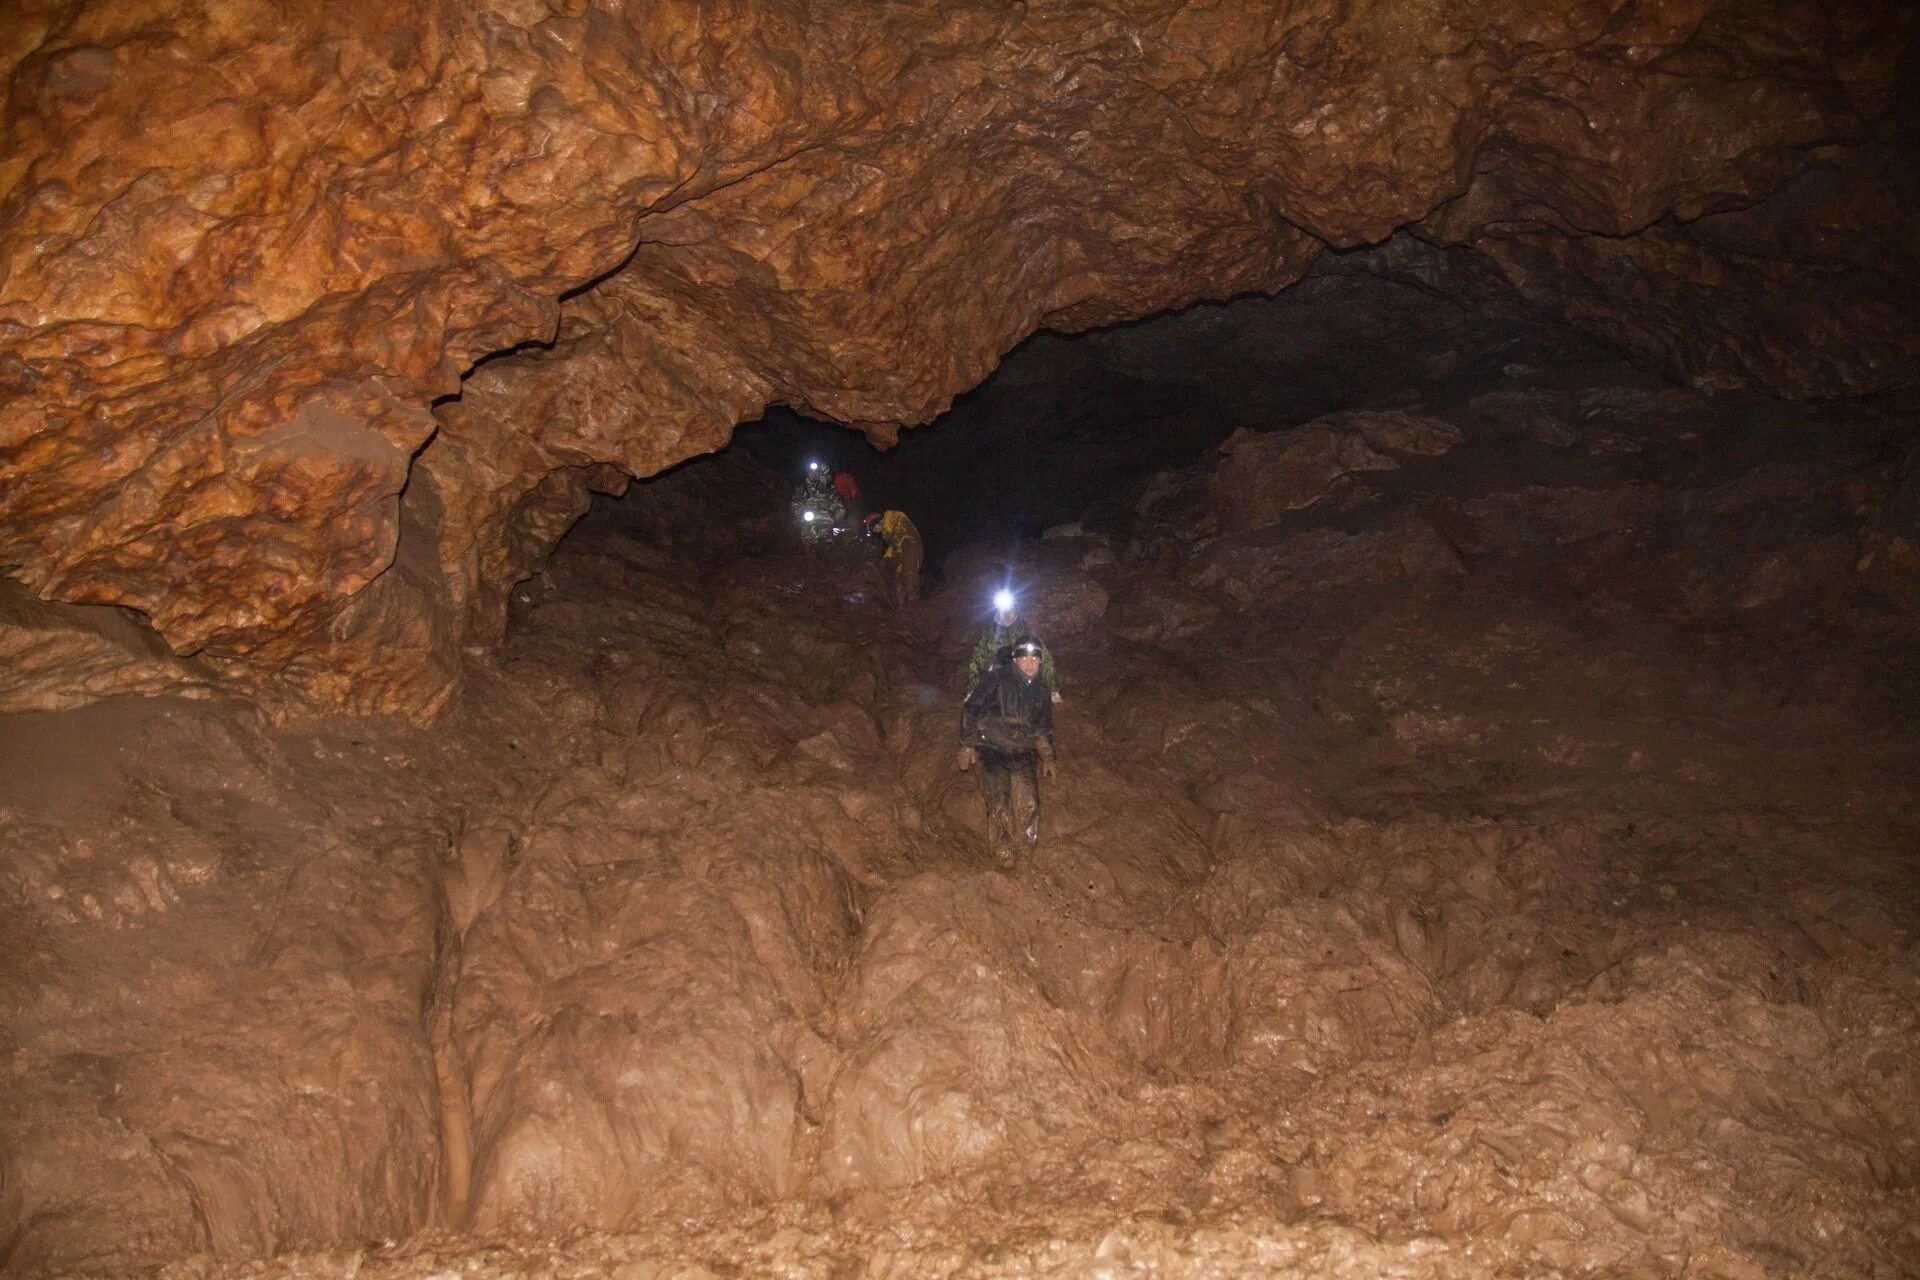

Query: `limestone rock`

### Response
(1191, 521, 1467, 606)
(1211, 424, 1399, 530)
(1109, 577, 1221, 647)
(0, 579, 212, 714)
(1026, 573, 1111, 641)
(1351, 411, 1461, 458)
(819, 876, 1105, 1194)
(456, 783, 855, 1230)
(0, 703, 444, 1272)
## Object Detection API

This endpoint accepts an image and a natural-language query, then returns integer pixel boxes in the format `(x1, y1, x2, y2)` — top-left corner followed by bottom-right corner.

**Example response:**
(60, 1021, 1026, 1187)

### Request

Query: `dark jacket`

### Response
(961, 659, 1054, 756)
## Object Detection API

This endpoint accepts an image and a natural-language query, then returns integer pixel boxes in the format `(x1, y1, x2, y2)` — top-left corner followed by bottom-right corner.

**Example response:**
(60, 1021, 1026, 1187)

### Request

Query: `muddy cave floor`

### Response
(4, 366, 1920, 1279)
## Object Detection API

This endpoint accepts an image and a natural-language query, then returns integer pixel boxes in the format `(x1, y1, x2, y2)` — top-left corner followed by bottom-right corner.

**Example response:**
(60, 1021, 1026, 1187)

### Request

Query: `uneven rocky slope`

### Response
(3, 364, 1915, 1276)
(3, 0, 1915, 714)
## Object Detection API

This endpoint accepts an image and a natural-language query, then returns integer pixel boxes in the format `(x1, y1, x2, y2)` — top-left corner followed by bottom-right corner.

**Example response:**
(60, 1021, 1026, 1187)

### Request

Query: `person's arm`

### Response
(962, 672, 995, 738)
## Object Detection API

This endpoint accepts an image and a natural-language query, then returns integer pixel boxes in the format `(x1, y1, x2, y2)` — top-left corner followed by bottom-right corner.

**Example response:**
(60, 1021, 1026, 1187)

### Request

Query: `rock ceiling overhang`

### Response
(1, 0, 1914, 715)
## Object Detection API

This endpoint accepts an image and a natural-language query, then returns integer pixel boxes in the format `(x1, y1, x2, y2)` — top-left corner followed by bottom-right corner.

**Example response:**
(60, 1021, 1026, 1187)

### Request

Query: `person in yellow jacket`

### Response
(863, 510, 923, 608)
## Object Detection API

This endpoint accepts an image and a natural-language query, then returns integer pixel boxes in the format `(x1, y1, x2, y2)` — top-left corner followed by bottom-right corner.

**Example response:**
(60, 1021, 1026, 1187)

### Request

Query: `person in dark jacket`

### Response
(966, 589, 1057, 694)
(958, 638, 1056, 867)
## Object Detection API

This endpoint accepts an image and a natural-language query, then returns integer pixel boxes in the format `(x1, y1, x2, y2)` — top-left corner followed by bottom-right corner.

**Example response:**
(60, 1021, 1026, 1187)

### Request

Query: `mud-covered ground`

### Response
(3, 363, 1917, 1278)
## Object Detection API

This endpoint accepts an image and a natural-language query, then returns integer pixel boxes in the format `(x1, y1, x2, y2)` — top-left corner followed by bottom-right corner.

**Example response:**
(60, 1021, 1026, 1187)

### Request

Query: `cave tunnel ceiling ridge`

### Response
(0, 0, 1913, 716)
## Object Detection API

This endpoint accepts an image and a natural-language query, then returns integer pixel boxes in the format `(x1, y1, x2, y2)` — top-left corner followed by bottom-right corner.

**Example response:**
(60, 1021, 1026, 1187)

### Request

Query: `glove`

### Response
(1036, 740, 1056, 779)
(1039, 756, 1057, 780)
(1051, 690, 1063, 704)
(956, 746, 977, 772)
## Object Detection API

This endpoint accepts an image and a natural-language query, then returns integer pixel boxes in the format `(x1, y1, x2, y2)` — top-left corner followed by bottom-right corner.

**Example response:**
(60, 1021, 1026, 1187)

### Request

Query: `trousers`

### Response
(884, 535, 923, 608)
(977, 746, 1041, 857)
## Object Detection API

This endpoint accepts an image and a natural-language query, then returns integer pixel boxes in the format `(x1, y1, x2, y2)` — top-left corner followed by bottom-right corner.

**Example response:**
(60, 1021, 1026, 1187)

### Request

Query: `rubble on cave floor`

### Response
(3, 367, 1917, 1279)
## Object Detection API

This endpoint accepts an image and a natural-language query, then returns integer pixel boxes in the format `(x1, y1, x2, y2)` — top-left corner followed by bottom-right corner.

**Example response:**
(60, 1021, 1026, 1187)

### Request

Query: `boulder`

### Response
(1191, 521, 1466, 606)
(1350, 410, 1462, 457)
(1210, 423, 1398, 529)
(1109, 577, 1222, 646)
(1027, 573, 1110, 639)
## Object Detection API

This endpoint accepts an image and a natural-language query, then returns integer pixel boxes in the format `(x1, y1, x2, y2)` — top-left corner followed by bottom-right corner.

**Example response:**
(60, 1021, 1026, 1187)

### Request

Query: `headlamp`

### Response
(993, 589, 1014, 613)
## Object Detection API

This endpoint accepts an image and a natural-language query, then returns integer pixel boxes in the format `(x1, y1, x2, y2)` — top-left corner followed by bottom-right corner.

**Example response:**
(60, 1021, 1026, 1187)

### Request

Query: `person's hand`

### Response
(957, 746, 977, 772)
(1040, 756, 1057, 780)
(1051, 690, 1063, 704)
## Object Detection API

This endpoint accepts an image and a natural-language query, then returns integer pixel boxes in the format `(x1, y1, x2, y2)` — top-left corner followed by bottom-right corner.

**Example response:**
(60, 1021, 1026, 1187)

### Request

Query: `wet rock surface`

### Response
(2, 1, 1915, 710)
(3, 362, 1916, 1277)
(0, 582, 213, 715)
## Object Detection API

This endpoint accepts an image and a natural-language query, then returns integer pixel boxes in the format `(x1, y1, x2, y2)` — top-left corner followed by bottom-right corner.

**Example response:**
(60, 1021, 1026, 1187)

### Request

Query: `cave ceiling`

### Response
(1, 0, 1914, 716)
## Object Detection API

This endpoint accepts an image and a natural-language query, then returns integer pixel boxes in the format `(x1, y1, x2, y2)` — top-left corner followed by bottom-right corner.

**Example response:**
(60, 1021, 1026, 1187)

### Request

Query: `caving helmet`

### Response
(1013, 639, 1044, 661)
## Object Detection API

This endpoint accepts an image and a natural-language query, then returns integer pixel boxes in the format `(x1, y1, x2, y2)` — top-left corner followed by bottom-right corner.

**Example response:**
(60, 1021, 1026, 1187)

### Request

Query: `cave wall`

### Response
(1, 0, 1914, 716)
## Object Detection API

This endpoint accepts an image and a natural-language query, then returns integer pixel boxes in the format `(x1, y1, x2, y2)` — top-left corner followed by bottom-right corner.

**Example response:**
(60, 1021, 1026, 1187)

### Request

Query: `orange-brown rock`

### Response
(2, 0, 1914, 715)
(0, 578, 212, 713)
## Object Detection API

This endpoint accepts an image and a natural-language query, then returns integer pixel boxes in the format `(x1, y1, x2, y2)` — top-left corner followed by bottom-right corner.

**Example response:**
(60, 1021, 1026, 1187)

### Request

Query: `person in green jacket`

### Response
(793, 459, 843, 552)
(966, 589, 1057, 694)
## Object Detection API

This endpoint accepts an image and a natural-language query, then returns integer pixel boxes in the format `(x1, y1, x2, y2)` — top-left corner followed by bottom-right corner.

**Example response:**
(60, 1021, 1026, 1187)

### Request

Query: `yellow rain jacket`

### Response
(876, 509, 920, 557)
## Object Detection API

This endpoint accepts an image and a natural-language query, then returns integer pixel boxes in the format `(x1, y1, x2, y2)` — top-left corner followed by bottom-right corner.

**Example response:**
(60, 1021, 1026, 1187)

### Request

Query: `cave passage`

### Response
(5, 278, 1917, 1278)
(6, 1, 1920, 1268)
(718, 267, 1614, 576)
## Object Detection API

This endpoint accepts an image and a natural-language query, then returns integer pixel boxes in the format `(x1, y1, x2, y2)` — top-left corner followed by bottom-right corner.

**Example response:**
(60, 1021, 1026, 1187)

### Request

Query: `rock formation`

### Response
(3, 0, 1915, 716)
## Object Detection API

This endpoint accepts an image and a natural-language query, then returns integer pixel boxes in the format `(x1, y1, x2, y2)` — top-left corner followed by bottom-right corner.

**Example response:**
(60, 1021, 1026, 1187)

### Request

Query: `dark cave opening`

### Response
(603, 266, 1623, 593)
